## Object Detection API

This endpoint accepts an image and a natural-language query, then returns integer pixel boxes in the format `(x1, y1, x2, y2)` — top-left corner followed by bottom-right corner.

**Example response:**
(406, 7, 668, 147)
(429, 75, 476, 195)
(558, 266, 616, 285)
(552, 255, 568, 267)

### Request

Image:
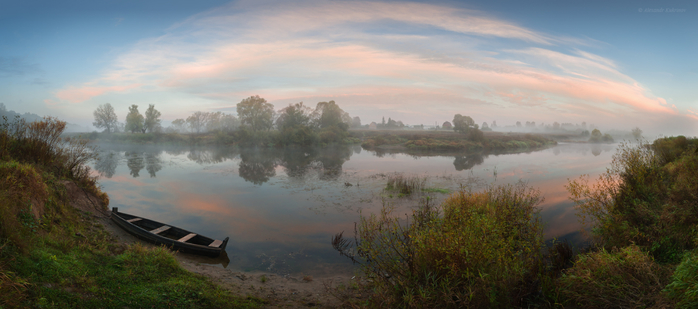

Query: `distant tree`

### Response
(206, 111, 223, 132)
(382, 117, 386, 127)
(93, 103, 118, 133)
(143, 104, 161, 133)
(491, 120, 497, 128)
(452, 114, 477, 133)
(187, 111, 210, 134)
(481, 122, 491, 131)
(312, 101, 351, 130)
(171, 118, 187, 133)
(351, 116, 362, 128)
(516, 121, 522, 128)
(553, 122, 561, 130)
(276, 102, 312, 131)
(220, 114, 240, 132)
(237, 95, 274, 131)
(125, 105, 144, 133)
(631, 127, 643, 139)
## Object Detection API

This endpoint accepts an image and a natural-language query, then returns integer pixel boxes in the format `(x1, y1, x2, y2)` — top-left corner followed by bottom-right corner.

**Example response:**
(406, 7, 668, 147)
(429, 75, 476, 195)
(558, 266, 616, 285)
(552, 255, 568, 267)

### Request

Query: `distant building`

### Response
(369, 122, 378, 130)
(442, 121, 452, 129)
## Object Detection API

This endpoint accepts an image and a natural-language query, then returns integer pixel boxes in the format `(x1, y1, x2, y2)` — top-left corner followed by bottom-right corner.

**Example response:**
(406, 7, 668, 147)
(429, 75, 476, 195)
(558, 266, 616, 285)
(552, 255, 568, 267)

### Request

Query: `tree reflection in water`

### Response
(453, 154, 485, 171)
(145, 152, 163, 177)
(238, 148, 277, 185)
(126, 151, 145, 177)
(94, 151, 119, 178)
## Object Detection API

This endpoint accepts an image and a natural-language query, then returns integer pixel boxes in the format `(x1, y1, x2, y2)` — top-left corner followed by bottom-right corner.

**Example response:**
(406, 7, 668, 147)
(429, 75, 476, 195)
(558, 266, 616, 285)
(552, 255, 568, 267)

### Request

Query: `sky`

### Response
(1, 0, 696, 135)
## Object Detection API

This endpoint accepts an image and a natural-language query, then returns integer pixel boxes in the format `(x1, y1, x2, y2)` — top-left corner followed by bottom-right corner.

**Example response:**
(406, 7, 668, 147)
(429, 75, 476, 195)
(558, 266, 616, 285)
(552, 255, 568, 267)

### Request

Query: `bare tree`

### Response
(187, 111, 210, 134)
(93, 103, 118, 133)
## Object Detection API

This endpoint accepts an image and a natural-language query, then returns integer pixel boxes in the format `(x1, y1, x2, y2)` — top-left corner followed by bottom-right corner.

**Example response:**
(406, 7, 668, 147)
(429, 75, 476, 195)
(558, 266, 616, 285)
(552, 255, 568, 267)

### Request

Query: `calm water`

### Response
(90, 142, 617, 276)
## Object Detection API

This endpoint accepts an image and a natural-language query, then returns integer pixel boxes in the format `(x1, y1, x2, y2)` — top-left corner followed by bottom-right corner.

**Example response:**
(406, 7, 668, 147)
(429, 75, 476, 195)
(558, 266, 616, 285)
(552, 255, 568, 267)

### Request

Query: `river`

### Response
(90, 142, 617, 277)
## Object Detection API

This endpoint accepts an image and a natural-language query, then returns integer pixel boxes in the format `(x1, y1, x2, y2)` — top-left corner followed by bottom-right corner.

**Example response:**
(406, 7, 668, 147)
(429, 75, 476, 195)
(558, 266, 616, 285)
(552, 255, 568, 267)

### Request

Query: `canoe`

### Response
(111, 207, 229, 257)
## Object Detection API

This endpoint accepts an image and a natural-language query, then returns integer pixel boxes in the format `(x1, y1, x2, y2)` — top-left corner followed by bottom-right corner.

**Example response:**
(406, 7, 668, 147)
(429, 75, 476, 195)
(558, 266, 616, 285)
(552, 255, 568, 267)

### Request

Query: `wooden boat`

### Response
(111, 207, 229, 257)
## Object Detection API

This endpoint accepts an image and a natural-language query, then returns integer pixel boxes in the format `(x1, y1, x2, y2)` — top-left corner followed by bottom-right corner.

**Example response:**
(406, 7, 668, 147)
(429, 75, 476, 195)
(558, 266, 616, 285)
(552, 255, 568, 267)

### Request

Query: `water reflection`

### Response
(126, 151, 145, 177)
(91, 142, 617, 276)
(95, 151, 119, 178)
(453, 154, 485, 171)
(238, 148, 277, 185)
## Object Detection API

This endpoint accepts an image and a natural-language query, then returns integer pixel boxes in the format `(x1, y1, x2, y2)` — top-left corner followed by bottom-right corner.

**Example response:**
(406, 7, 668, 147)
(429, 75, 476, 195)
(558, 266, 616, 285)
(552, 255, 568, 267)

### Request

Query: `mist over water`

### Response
(91, 142, 616, 276)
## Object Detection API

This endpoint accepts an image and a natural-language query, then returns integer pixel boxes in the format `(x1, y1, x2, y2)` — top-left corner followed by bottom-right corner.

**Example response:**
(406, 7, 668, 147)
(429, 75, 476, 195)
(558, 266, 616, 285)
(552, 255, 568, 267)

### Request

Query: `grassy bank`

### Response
(0, 117, 263, 308)
(332, 136, 698, 308)
(354, 130, 556, 153)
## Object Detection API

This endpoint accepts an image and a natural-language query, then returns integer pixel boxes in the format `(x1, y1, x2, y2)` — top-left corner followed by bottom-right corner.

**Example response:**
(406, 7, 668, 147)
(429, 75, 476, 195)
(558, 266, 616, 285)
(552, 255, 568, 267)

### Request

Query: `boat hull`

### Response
(111, 207, 229, 257)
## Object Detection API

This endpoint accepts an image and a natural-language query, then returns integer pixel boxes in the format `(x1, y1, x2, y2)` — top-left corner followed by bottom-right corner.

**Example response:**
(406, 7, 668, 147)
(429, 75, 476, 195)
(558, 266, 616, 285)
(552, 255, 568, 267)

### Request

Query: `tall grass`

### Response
(333, 182, 545, 308)
(384, 174, 426, 196)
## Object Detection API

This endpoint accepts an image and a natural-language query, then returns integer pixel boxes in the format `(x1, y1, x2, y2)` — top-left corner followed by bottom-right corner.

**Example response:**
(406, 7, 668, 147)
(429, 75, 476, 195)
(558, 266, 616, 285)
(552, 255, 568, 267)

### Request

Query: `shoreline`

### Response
(91, 205, 355, 308)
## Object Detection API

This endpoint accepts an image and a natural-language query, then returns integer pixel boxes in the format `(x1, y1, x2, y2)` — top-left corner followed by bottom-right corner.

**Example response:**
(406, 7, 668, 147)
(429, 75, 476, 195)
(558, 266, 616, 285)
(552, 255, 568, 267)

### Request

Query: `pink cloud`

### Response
(55, 83, 142, 103)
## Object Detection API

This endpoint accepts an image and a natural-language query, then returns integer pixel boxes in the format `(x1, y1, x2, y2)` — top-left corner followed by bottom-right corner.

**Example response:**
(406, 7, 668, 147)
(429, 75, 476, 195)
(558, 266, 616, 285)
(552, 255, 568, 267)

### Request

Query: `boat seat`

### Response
(178, 233, 197, 242)
(127, 218, 142, 223)
(209, 239, 223, 247)
(150, 225, 171, 235)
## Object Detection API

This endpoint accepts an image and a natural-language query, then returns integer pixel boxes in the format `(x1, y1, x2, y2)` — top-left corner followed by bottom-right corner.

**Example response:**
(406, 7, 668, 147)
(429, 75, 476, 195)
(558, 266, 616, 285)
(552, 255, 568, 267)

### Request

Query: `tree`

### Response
(125, 104, 144, 133)
(171, 118, 187, 133)
(516, 121, 522, 128)
(553, 122, 561, 130)
(351, 116, 362, 128)
(205, 111, 223, 132)
(276, 102, 312, 131)
(93, 103, 118, 133)
(221, 114, 240, 132)
(143, 104, 161, 133)
(313, 100, 351, 130)
(237, 95, 274, 131)
(452, 114, 477, 133)
(187, 111, 210, 134)
(631, 127, 643, 139)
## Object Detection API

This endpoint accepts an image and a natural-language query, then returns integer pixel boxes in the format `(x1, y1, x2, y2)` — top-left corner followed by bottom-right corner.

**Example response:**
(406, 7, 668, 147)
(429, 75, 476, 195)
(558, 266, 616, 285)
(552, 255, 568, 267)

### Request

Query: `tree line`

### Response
(92, 96, 355, 145)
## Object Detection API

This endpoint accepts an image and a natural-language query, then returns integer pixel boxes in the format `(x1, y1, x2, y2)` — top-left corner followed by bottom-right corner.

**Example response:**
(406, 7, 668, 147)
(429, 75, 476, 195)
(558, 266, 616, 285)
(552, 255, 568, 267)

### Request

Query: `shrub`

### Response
(558, 245, 671, 308)
(567, 139, 698, 263)
(333, 183, 545, 308)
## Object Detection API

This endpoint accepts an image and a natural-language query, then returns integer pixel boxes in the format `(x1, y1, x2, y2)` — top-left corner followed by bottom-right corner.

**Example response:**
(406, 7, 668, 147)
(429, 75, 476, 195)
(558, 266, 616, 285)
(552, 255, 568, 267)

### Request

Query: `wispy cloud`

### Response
(51, 0, 692, 132)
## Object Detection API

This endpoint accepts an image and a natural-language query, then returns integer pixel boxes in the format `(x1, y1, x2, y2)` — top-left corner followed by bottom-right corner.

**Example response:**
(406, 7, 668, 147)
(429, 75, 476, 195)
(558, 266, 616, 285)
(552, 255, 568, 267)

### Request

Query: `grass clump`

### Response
(333, 182, 545, 308)
(384, 175, 426, 196)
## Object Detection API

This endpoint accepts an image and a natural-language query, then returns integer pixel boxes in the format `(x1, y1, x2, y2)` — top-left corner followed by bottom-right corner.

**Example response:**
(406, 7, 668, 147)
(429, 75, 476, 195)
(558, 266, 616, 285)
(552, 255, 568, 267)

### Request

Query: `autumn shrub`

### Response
(566, 139, 698, 262)
(558, 245, 671, 308)
(333, 183, 545, 308)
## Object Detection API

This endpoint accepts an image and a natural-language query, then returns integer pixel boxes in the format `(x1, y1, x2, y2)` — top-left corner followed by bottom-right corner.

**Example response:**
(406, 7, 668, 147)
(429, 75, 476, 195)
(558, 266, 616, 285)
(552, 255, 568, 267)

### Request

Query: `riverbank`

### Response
(0, 117, 266, 308)
(354, 130, 557, 153)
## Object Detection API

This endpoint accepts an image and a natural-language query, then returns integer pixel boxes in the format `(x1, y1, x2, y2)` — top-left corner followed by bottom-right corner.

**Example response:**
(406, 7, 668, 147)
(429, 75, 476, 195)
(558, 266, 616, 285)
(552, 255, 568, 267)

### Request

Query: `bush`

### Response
(568, 139, 698, 263)
(333, 183, 545, 308)
(558, 245, 671, 308)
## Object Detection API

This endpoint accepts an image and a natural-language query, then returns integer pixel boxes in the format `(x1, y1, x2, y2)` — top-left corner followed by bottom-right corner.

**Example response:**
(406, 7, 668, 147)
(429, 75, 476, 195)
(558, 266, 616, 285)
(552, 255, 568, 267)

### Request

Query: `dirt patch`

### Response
(64, 180, 355, 308)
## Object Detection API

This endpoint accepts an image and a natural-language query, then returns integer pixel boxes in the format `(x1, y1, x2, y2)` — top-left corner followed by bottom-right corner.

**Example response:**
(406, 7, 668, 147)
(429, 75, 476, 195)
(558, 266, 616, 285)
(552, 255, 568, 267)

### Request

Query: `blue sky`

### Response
(1, 0, 696, 135)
